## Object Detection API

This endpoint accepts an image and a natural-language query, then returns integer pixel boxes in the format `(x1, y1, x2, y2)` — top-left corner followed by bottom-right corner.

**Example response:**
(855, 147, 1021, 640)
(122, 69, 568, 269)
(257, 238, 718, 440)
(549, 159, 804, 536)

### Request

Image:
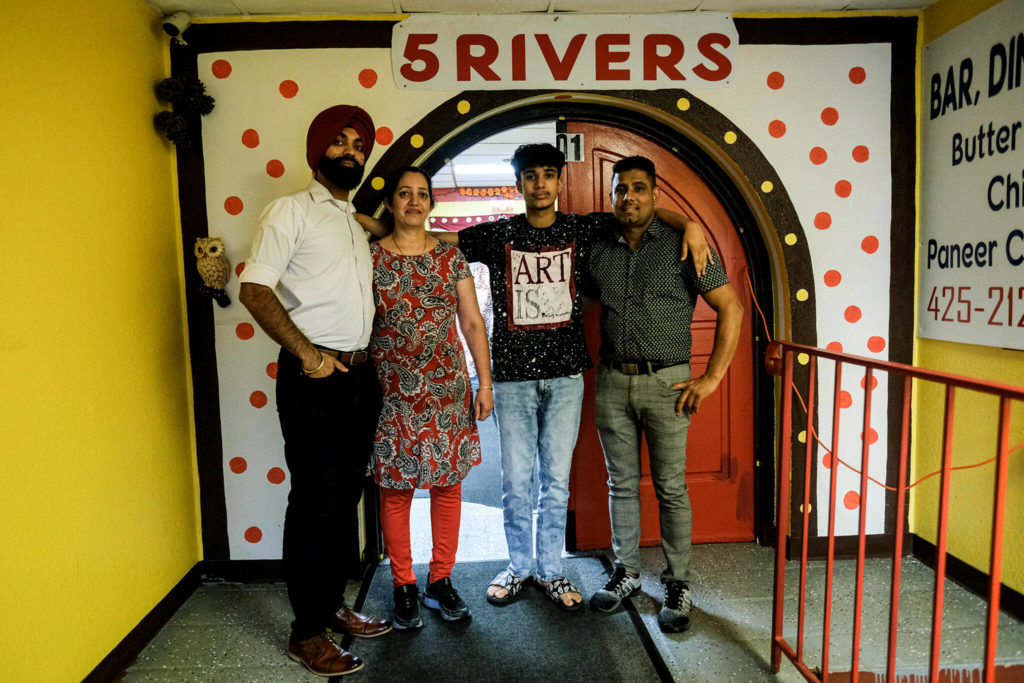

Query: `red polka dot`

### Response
(826, 341, 843, 352)
(824, 269, 842, 287)
(212, 59, 232, 79)
(376, 127, 394, 146)
(849, 67, 866, 84)
(267, 467, 287, 484)
(835, 180, 852, 198)
(224, 196, 244, 215)
(768, 120, 787, 138)
(250, 391, 268, 409)
(867, 336, 887, 353)
(358, 69, 378, 88)
(814, 212, 832, 230)
(266, 362, 278, 379)
(229, 457, 247, 474)
(861, 236, 879, 254)
(767, 71, 785, 89)
(244, 526, 263, 543)
(266, 160, 285, 178)
(845, 306, 862, 323)
(235, 262, 245, 278)
(236, 322, 255, 340)
(852, 145, 870, 162)
(823, 451, 833, 468)
(810, 147, 828, 165)
(861, 375, 878, 391)
(821, 107, 839, 125)
(861, 428, 879, 445)
(242, 129, 259, 148)
(279, 80, 299, 98)
(839, 391, 853, 409)
(843, 491, 861, 510)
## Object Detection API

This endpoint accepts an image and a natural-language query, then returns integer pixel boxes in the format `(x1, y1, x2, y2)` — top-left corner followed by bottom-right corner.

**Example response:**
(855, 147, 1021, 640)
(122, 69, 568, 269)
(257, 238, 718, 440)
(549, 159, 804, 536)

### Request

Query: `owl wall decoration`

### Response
(194, 237, 231, 307)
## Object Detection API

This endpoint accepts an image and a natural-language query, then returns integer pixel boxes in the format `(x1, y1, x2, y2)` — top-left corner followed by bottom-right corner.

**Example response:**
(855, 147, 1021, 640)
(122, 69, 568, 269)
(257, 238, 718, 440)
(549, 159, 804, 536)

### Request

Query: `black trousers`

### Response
(275, 348, 383, 640)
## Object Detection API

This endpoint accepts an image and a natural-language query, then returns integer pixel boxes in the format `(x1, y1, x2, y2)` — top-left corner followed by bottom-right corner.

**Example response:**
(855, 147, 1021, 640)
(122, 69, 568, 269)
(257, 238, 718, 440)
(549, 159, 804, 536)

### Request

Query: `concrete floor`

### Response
(123, 527, 1024, 682)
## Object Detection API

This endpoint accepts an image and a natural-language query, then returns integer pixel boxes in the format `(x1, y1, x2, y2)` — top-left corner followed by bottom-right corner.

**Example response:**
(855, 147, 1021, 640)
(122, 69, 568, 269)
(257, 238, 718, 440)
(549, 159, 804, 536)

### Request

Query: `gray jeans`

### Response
(594, 362, 692, 583)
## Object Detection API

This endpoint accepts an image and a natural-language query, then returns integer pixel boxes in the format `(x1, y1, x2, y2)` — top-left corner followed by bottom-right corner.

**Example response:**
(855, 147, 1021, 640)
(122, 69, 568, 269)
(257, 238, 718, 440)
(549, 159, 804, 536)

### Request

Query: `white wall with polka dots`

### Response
(198, 40, 897, 559)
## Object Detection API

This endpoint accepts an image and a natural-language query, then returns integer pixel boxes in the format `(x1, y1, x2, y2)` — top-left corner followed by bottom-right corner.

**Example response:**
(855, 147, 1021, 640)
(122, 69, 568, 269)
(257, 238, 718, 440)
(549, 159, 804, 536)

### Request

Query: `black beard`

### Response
(318, 155, 364, 190)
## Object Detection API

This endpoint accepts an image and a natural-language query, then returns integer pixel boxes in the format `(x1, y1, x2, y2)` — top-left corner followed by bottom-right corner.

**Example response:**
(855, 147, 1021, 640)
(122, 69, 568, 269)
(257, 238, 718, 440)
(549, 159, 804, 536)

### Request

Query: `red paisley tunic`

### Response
(369, 240, 482, 489)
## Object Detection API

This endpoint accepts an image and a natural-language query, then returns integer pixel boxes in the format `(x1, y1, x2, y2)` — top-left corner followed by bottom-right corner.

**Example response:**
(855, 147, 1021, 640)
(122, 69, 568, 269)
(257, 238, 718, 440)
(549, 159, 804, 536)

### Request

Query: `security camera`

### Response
(162, 11, 191, 37)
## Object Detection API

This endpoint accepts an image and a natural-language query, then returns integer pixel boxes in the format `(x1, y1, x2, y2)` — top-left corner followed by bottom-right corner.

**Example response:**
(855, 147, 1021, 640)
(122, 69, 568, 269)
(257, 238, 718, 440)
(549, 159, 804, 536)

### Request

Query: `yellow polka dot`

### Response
(798, 353, 810, 365)
(724, 131, 737, 144)
(761, 181, 774, 193)
(785, 233, 797, 246)
(799, 503, 813, 514)
(798, 430, 806, 443)
(796, 288, 809, 301)
(370, 176, 385, 190)
(676, 98, 690, 111)
(558, 116, 565, 121)
(457, 100, 471, 115)
(410, 134, 424, 148)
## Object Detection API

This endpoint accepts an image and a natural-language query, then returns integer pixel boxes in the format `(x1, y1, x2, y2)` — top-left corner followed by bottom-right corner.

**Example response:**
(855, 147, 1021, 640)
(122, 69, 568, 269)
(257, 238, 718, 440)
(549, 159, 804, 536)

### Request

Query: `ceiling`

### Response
(145, 0, 938, 16)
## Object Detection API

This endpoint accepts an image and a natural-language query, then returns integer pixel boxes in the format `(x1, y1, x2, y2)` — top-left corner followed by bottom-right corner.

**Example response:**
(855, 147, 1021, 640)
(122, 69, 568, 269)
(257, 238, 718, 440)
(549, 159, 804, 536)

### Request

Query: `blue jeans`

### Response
(595, 363, 692, 583)
(493, 375, 584, 581)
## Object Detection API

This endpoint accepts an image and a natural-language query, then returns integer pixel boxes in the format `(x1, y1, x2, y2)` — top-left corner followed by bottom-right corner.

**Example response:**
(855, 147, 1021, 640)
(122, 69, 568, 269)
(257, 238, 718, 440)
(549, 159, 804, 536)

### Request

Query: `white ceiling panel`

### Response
(552, 0, 704, 12)
(235, 0, 400, 13)
(145, 0, 243, 17)
(398, 0, 550, 13)
(697, 0, 849, 10)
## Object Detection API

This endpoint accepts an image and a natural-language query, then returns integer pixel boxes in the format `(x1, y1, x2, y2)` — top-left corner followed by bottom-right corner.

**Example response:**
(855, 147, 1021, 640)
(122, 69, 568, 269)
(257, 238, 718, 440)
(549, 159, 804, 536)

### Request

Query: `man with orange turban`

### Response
(240, 104, 392, 677)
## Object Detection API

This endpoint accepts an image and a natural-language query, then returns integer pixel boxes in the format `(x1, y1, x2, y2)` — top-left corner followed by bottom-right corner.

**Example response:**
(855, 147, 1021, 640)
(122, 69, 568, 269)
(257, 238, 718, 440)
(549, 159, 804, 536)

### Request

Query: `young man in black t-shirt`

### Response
(436, 144, 708, 611)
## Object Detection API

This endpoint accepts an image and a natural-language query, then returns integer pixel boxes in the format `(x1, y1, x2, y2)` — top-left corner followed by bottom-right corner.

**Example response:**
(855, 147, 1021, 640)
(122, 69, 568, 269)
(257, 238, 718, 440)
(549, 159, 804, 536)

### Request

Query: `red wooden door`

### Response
(564, 123, 756, 548)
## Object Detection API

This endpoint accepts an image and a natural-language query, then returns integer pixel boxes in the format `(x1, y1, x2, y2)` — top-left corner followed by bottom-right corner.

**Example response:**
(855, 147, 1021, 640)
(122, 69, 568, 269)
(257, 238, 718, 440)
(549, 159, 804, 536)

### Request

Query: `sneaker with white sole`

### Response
(590, 565, 642, 613)
(422, 576, 471, 621)
(392, 584, 424, 630)
(658, 580, 692, 633)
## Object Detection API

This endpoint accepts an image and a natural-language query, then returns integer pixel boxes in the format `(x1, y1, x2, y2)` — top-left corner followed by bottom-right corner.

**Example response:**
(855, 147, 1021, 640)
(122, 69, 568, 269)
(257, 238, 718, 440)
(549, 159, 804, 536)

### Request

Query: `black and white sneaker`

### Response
(392, 583, 424, 630)
(422, 577, 471, 621)
(658, 580, 692, 633)
(590, 565, 642, 613)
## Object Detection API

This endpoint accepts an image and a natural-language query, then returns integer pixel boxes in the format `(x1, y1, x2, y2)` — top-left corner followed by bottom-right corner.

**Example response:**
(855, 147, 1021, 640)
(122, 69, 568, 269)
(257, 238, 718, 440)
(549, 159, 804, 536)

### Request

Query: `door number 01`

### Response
(556, 133, 584, 162)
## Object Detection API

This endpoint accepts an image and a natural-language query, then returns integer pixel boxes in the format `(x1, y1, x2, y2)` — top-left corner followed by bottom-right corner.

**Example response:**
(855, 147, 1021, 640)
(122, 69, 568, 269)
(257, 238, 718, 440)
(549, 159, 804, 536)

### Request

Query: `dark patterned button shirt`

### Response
(459, 212, 608, 382)
(583, 216, 730, 364)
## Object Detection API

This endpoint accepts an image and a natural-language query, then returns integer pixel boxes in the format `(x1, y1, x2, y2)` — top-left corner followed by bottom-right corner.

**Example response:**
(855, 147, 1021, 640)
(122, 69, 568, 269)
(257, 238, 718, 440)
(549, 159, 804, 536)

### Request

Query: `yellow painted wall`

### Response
(913, 0, 1024, 593)
(0, 2, 201, 680)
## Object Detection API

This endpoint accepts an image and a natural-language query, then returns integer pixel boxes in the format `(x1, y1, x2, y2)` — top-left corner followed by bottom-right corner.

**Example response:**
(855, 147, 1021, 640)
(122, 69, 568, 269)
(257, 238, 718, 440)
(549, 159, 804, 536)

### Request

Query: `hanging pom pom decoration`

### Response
(153, 77, 215, 147)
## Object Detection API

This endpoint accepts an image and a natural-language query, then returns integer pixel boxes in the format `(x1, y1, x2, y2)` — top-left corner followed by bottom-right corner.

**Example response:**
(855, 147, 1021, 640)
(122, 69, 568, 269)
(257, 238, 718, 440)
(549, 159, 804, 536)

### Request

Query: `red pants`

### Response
(379, 483, 462, 587)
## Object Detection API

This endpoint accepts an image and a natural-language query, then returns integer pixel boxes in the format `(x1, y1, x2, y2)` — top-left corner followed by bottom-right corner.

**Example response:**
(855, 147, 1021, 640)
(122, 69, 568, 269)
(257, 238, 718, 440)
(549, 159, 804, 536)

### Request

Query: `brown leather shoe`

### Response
(287, 632, 363, 677)
(329, 605, 394, 638)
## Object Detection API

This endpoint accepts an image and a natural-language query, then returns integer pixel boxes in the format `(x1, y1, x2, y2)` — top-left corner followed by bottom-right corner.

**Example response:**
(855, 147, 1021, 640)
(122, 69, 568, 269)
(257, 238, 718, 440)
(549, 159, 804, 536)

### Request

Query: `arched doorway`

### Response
(357, 92, 801, 546)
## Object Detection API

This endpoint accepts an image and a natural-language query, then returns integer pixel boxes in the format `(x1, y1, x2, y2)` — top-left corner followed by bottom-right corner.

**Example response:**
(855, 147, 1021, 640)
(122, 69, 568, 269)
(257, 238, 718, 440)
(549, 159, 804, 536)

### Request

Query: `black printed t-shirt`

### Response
(459, 212, 610, 382)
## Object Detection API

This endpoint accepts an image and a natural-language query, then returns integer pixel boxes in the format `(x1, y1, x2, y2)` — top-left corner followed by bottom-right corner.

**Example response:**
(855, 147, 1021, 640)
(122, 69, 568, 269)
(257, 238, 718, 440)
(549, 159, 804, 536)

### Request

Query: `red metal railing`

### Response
(766, 340, 1024, 682)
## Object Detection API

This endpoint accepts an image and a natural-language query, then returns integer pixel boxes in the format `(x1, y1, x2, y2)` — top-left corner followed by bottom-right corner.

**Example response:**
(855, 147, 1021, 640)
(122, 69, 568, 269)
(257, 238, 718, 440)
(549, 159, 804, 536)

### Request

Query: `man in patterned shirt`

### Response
(584, 155, 743, 633)
(418, 144, 708, 611)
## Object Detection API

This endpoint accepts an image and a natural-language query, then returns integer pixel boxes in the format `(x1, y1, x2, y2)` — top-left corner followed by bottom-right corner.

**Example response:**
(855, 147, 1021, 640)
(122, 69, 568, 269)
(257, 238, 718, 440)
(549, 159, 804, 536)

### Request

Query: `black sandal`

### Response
(487, 567, 531, 606)
(536, 576, 584, 612)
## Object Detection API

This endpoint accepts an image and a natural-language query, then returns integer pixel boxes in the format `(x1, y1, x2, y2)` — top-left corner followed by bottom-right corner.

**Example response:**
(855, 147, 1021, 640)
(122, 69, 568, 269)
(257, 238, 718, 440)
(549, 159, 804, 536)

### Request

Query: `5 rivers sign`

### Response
(919, 0, 1024, 350)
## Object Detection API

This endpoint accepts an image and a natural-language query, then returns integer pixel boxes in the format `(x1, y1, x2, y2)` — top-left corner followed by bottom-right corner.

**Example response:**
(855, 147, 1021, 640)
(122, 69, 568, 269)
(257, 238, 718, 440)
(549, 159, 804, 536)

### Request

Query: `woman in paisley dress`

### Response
(369, 166, 493, 630)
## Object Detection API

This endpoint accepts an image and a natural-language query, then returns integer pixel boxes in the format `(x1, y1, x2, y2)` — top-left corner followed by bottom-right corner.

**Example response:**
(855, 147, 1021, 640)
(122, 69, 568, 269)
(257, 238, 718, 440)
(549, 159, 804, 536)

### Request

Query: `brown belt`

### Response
(317, 347, 370, 365)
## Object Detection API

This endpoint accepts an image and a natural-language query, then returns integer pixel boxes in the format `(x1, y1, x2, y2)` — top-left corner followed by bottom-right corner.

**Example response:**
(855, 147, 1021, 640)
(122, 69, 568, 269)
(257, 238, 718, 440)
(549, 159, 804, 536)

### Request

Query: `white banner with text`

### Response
(919, 0, 1024, 350)
(391, 14, 737, 91)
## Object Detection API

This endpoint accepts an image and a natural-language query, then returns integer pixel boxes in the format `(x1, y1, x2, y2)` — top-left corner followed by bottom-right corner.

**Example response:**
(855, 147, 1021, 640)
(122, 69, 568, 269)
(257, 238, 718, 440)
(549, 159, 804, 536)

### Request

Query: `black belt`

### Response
(604, 360, 684, 375)
(316, 346, 370, 365)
